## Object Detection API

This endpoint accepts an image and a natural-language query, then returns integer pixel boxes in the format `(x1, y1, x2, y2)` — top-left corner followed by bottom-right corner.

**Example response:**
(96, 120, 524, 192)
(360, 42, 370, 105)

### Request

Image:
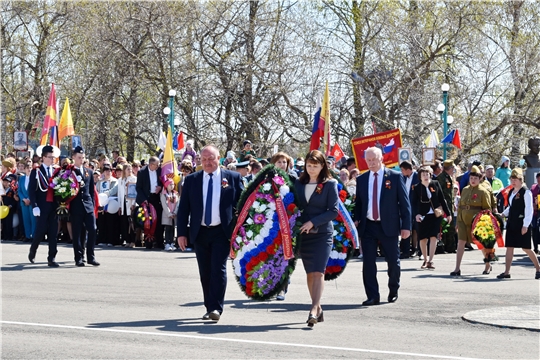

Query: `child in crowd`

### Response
(161, 179, 179, 251)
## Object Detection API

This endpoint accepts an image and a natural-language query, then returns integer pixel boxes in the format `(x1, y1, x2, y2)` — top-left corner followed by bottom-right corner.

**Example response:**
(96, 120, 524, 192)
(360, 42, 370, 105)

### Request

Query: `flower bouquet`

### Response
(325, 177, 358, 281)
(230, 165, 301, 301)
(471, 210, 504, 262)
(49, 166, 80, 220)
(133, 201, 157, 241)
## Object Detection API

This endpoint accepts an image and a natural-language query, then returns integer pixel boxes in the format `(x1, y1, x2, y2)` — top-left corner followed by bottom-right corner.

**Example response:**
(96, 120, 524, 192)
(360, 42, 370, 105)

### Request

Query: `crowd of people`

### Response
(1, 138, 540, 324)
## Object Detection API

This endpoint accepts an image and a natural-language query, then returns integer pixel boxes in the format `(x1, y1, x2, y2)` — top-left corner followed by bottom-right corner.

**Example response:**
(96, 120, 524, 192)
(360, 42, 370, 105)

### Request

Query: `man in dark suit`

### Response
(354, 147, 411, 305)
(399, 160, 419, 259)
(70, 146, 100, 266)
(136, 156, 164, 249)
(28, 145, 60, 267)
(177, 145, 244, 321)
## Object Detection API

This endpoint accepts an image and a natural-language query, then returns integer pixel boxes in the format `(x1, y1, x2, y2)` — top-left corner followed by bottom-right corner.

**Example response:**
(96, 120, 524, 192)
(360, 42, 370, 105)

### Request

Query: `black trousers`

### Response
(72, 211, 97, 263)
(29, 205, 58, 262)
(98, 212, 121, 245)
(194, 226, 230, 314)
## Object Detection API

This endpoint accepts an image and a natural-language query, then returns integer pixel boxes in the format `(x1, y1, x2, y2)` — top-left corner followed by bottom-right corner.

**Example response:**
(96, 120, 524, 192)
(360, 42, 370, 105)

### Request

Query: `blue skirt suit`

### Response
(294, 179, 339, 273)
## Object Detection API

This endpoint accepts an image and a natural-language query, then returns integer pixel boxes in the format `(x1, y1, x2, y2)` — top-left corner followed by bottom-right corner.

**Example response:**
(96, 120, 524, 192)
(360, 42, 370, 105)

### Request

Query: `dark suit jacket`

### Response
(354, 167, 411, 238)
(28, 165, 56, 210)
(176, 169, 244, 241)
(294, 179, 338, 234)
(410, 180, 451, 217)
(70, 167, 96, 215)
(136, 166, 162, 204)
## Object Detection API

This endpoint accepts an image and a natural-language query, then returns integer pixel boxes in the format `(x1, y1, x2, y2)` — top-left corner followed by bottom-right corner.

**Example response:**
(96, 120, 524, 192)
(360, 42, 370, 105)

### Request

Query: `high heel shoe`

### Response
(482, 265, 492, 275)
(306, 313, 317, 327)
(449, 270, 461, 276)
(317, 310, 324, 323)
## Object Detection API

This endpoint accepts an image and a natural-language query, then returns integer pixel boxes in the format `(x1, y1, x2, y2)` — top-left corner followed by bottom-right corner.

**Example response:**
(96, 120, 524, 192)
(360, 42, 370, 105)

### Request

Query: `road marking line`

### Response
(1, 320, 485, 360)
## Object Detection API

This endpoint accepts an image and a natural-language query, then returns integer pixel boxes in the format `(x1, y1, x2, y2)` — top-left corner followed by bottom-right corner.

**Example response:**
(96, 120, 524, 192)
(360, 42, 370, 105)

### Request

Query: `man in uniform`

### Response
(437, 159, 456, 253)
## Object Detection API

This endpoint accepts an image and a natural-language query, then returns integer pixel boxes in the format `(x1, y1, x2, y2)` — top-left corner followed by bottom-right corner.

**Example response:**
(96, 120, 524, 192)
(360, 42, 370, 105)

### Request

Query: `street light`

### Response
(447, 115, 454, 125)
(440, 83, 450, 160)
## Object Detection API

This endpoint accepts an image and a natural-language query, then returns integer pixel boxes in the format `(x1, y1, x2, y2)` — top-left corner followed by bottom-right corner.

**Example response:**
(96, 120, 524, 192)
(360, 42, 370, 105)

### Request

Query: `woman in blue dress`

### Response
(295, 150, 338, 327)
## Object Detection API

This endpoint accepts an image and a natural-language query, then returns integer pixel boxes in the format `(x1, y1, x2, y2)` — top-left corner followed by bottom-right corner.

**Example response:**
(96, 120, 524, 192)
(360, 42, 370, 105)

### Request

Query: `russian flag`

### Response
(441, 129, 462, 149)
(383, 138, 395, 154)
(310, 98, 322, 151)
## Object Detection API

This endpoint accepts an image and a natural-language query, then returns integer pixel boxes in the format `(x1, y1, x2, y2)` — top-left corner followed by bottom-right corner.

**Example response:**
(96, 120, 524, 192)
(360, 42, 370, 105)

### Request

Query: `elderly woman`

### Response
(411, 166, 451, 270)
(451, 165, 492, 276)
(497, 169, 540, 279)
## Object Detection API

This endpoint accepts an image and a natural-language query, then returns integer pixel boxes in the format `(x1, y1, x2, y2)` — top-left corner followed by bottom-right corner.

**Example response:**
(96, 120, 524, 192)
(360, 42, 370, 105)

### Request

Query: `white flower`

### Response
(244, 242, 256, 252)
(233, 258, 242, 276)
(262, 183, 271, 192)
(246, 218, 254, 225)
(330, 250, 339, 259)
(258, 204, 267, 212)
(345, 199, 351, 205)
(253, 201, 260, 209)
(268, 202, 276, 211)
(52, 178, 58, 184)
(76, 175, 82, 182)
(246, 230, 254, 239)
(236, 236, 243, 244)
(259, 227, 269, 238)
(254, 235, 263, 244)
(279, 185, 290, 196)
(339, 253, 347, 260)
(333, 230, 338, 236)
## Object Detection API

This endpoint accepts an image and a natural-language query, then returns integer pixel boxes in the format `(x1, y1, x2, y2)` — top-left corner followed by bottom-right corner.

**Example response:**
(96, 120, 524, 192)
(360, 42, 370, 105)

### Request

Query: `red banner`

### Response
(350, 128, 403, 173)
(273, 183, 293, 260)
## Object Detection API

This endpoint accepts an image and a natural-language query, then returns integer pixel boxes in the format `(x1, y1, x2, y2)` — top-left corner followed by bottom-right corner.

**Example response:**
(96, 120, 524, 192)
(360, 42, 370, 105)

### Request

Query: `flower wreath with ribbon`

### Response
(325, 173, 359, 281)
(230, 165, 301, 301)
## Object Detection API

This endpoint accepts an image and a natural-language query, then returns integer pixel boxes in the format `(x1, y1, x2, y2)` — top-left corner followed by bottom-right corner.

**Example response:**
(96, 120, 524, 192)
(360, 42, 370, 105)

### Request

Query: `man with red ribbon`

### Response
(177, 145, 244, 322)
(28, 145, 61, 267)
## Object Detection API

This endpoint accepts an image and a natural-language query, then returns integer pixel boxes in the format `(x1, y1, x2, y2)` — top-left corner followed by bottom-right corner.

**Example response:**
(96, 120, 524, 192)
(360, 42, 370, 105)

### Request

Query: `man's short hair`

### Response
(399, 161, 413, 171)
(250, 160, 262, 171)
(148, 156, 160, 164)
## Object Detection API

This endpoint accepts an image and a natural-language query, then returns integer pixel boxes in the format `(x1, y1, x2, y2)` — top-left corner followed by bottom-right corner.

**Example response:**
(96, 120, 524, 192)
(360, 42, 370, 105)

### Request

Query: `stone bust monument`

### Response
(523, 136, 540, 168)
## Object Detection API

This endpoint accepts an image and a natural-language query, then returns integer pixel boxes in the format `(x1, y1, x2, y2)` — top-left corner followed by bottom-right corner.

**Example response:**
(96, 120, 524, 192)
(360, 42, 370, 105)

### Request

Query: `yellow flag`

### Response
(58, 98, 75, 140)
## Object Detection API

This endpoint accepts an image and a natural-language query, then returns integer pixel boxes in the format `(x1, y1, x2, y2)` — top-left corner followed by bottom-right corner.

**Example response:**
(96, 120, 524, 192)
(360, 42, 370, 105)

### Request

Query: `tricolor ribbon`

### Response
(338, 199, 359, 249)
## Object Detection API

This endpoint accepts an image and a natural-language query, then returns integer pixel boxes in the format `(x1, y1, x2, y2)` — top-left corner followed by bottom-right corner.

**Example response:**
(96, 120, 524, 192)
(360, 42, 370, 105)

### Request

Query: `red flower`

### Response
(258, 252, 268, 262)
(472, 194, 478, 200)
(316, 183, 324, 194)
(246, 262, 254, 272)
(339, 190, 347, 202)
(345, 231, 352, 239)
(266, 245, 276, 255)
(335, 214, 343, 222)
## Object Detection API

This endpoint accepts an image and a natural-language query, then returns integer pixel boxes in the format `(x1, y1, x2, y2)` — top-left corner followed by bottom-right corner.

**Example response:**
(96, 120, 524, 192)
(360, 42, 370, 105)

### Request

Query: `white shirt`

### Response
(305, 183, 317, 202)
(202, 168, 222, 226)
(367, 167, 385, 221)
(503, 188, 533, 227)
(24, 175, 30, 191)
(149, 169, 158, 194)
(43, 164, 53, 178)
(404, 172, 415, 195)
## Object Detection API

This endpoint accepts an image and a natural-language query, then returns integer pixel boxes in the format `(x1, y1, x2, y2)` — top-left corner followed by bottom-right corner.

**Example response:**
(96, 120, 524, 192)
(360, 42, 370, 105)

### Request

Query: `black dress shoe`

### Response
(88, 260, 100, 266)
(449, 270, 461, 276)
(388, 293, 398, 303)
(48, 261, 60, 267)
(28, 253, 35, 264)
(306, 313, 317, 327)
(496, 273, 510, 279)
(362, 298, 380, 306)
(76, 261, 85, 267)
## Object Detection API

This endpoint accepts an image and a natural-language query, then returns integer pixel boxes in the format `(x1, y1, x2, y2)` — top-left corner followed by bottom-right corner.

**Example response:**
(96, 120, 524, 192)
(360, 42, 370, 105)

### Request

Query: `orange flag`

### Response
(58, 98, 75, 140)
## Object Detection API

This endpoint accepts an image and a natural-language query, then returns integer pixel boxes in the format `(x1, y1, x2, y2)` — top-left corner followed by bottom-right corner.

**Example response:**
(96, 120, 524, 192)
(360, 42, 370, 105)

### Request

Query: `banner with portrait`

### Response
(350, 128, 403, 173)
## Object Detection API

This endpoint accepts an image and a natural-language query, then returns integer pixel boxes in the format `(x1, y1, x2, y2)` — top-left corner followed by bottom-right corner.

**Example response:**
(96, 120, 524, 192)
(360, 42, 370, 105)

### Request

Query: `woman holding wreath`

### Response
(497, 168, 540, 279)
(294, 150, 338, 327)
(411, 166, 451, 270)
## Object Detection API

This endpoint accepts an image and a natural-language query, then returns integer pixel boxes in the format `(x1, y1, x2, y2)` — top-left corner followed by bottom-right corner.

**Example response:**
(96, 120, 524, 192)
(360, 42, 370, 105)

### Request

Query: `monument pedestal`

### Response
(525, 167, 540, 188)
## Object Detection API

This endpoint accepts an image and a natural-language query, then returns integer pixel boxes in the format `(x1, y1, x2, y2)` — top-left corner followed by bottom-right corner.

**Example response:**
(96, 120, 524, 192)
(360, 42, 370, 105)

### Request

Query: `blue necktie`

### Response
(204, 173, 213, 226)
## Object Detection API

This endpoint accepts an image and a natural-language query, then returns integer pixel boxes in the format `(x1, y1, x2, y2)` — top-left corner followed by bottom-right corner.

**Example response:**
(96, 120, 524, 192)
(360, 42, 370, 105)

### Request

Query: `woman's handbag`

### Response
(430, 198, 444, 218)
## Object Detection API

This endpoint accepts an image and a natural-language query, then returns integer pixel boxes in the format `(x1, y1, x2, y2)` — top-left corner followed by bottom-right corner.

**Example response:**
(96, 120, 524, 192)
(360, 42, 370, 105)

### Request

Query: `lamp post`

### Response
(167, 89, 176, 131)
(440, 83, 449, 160)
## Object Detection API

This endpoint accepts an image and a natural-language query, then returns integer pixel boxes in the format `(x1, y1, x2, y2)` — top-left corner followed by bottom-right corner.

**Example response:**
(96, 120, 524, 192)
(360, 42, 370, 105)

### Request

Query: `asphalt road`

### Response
(1, 241, 539, 359)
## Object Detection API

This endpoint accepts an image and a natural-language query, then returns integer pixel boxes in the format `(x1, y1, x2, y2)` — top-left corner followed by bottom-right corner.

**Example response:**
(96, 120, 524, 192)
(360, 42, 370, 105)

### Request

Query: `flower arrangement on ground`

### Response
(49, 166, 80, 220)
(230, 165, 301, 301)
(325, 178, 358, 281)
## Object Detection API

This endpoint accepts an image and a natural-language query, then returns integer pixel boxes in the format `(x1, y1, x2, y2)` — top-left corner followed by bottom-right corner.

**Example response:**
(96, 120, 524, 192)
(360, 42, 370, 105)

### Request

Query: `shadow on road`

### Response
(86, 318, 304, 334)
